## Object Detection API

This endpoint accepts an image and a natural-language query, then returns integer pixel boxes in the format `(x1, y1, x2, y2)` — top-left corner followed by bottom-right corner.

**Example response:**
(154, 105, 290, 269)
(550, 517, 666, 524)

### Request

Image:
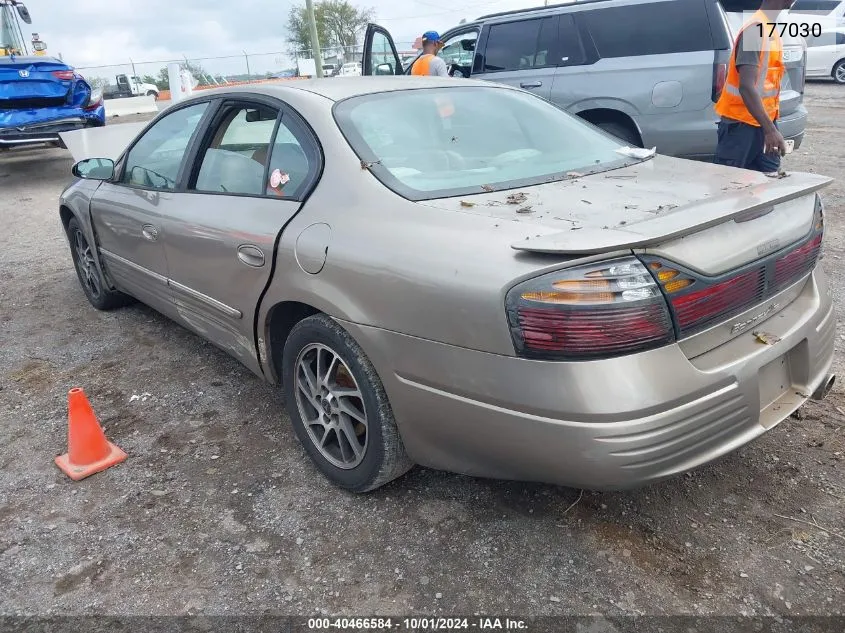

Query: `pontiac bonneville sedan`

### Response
(59, 77, 836, 492)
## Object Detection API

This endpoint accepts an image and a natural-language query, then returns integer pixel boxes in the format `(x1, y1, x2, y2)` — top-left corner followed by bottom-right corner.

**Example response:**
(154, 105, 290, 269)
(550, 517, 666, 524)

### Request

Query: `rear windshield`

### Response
(333, 86, 645, 201)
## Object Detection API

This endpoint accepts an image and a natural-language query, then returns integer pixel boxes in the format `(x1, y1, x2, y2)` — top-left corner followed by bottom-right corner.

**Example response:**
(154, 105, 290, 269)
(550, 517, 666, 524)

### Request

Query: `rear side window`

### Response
(483, 17, 558, 71)
(790, 0, 840, 13)
(584, 0, 715, 58)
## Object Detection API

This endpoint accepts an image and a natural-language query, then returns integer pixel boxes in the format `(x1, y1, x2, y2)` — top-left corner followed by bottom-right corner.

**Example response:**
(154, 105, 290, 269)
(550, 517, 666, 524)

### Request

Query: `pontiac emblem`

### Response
(730, 303, 781, 335)
(18, 69, 30, 78)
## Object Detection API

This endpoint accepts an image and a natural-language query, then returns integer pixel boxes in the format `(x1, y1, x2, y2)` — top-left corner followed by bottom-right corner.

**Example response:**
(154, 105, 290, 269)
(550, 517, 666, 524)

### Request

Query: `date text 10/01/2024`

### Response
(306, 618, 528, 630)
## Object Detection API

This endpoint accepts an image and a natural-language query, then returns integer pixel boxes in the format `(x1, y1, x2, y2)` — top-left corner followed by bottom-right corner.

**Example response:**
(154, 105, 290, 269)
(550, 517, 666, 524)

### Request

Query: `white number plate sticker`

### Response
(783, 48, 803, 63)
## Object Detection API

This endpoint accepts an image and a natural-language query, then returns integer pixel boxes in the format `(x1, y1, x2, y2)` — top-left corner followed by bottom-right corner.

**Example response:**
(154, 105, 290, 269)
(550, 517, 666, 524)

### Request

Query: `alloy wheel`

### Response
(294, 343, 369, 469)
(73, 228, 101, 300)
(836, 63, 845, 84)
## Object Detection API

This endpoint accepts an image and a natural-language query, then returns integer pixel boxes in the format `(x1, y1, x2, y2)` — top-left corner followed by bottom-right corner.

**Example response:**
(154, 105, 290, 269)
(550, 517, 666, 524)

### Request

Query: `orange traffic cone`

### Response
(55, 388, 127, 481)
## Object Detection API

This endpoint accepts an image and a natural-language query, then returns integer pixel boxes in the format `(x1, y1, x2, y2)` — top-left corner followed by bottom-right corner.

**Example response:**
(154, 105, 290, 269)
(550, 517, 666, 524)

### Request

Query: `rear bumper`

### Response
(673, 102, 808, 161)
(778, 104, 808, 149)
(341, 268, 835, 490)
(0, 104, 105, 147)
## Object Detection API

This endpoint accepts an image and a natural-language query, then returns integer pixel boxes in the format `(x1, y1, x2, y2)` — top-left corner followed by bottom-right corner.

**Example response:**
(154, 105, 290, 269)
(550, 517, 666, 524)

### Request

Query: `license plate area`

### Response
(782, 48, 803, 64)
(759, 354, 792, 414)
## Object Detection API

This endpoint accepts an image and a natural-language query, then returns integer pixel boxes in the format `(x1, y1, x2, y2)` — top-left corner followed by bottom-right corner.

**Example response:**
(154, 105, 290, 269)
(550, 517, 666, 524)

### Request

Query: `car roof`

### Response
(193, 76, 489, 103)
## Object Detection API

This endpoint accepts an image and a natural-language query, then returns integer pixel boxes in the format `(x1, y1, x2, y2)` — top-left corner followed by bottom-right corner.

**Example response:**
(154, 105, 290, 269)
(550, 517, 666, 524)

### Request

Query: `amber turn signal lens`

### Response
(657, 270, 679, 281)
(522, 291, 615, 303)
(552, 279, 611, 291)
(664, 279, 693, 293)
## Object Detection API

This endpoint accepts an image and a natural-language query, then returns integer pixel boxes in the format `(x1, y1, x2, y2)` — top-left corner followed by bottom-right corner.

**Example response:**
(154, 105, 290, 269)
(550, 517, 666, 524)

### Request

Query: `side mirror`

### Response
(72, 158, 115, 181)
(16, 3, 33, 24)
(375, 63, 394, 76)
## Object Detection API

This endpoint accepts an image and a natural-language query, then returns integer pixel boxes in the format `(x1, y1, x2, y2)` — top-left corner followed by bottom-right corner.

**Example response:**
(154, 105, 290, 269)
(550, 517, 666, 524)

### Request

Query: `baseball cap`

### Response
(422, 30, 441, 43)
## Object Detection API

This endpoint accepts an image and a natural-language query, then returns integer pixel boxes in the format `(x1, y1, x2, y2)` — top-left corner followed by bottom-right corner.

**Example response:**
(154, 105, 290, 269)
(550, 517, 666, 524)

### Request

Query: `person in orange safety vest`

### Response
(411, 31, 449, 77)
(714, 0, 797, 172)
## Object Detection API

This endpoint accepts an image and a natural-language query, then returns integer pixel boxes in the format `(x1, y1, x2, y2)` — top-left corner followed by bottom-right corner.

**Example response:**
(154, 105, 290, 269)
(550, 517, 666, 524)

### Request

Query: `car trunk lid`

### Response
(419, 157, 829, 263)
(0, 57, 73, 105)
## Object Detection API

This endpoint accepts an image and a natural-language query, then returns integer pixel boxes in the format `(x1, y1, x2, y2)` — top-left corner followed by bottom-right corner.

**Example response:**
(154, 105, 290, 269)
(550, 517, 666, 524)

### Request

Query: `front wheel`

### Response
(833, 60, 845, 85)
(282, 314, 414, 492)
(66, 217, 134, 310)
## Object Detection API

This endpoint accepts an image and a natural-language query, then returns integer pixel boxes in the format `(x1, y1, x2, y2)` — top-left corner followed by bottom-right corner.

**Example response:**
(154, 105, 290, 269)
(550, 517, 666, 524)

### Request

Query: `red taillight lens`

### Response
(712, 62, 727, 102)
(52, 70, 75, 80)
(773, 234, 822, 291)
(671, 269, 764, 333)
(506, 258, 674, 360)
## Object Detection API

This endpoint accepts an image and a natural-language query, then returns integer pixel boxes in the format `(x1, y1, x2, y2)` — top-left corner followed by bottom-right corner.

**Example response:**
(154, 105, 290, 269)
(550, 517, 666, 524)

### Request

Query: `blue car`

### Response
(0, 55, 105, 149)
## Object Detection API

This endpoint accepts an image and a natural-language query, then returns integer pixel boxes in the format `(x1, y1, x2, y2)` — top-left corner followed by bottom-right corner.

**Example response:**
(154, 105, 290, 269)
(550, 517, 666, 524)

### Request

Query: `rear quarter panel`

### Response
(254, 91, 581, 370)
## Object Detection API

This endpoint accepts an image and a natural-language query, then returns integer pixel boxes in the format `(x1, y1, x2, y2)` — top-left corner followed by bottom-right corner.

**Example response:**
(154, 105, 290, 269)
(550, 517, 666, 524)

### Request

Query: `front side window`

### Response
(194, 105, 278, 196)
(122, 102, 208, 190)
(369, 31, 399, 75)
(334, 86, 646, 200)
(438, 31, 479, 70)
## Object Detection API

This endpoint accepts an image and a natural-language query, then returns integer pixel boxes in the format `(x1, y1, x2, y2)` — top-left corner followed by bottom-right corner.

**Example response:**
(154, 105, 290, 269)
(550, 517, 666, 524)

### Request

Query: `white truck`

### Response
(102, 74, 159, 99)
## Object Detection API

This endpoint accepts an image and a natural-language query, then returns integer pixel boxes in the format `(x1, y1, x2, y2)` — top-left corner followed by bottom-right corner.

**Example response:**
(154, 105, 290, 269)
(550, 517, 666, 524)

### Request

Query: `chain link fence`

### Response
(73, 42, 419, 93)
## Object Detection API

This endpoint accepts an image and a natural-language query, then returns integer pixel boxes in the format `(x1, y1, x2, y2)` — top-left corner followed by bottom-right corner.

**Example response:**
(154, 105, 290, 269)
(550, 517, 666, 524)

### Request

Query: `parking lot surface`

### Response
(1, 84, 843, 617)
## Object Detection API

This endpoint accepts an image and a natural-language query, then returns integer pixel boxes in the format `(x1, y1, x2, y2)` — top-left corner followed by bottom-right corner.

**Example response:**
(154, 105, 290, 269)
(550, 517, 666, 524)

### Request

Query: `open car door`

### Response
(362, 23, 405, 75)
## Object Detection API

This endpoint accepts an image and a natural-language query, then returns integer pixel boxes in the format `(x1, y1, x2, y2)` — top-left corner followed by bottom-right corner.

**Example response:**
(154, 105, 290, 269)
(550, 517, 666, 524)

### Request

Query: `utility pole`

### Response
(305, 0, 324, 78)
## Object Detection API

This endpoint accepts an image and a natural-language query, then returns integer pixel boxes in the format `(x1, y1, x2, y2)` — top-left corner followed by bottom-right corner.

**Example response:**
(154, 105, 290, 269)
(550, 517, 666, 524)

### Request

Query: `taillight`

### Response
(52, 70, 75, 80)
(668, 269, 764, 333)
(84, 87, 104, 111)
(505, 257, 674, 360)
(712, 62, 727, 102)
(773, 234, 822, 291)
(645, 195, 825, 338)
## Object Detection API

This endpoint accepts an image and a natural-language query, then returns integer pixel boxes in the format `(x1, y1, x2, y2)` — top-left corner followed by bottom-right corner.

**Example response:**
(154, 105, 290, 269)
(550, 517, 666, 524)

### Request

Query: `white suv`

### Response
(339, 62, 362, 77)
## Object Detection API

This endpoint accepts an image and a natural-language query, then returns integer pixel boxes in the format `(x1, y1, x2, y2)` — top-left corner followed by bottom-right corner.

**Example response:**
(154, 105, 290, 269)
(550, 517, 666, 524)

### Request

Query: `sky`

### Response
(18, 0, 549, 79)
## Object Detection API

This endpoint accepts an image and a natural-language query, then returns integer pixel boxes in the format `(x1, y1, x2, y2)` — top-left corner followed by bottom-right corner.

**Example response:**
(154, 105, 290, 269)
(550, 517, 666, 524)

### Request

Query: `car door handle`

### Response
(520, 81, 542, 89)
(141, 224, 159, 241)
(237, 244, 265, 268)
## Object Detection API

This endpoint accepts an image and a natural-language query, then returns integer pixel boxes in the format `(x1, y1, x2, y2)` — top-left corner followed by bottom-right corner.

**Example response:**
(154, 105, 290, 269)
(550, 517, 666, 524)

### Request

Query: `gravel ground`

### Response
(1, 85, 843, 618)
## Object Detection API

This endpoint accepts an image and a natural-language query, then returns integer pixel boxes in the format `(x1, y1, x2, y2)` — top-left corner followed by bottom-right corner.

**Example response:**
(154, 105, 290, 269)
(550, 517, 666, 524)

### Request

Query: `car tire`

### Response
(146, 91, 158, 97)
(282, 314, 414, 492)
(833, 60, 845, 85)
(66, 217, 134, 310)
(596, 121, 642, 147)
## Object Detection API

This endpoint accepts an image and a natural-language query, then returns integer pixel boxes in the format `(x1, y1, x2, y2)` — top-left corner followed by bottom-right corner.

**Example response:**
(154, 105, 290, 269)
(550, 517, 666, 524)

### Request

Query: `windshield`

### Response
(1, 4, 27, 55)
(333, 86, 645, 200)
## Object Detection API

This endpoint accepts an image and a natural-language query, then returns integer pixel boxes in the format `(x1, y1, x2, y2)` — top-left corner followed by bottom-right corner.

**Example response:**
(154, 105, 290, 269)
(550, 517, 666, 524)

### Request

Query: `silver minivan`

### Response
(363, 0, 808, 160)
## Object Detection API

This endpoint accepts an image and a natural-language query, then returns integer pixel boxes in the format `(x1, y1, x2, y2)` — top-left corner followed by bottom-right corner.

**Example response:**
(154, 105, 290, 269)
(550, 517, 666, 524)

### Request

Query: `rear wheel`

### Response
(833, 60, 845, 85)
(282, 314, 413, 492)
(66, 217, 133, 310)
(146, 90, 158, 97)
(596, 121, 642, 147)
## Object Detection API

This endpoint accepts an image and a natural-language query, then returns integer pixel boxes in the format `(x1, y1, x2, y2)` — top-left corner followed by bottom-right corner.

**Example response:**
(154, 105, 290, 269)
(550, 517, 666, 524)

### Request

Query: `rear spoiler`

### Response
(512, 172, 833, 255)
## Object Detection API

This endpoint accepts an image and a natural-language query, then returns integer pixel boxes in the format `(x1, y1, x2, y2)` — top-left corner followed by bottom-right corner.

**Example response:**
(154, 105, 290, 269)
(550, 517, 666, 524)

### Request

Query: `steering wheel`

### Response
(447, 64, 469, 79)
